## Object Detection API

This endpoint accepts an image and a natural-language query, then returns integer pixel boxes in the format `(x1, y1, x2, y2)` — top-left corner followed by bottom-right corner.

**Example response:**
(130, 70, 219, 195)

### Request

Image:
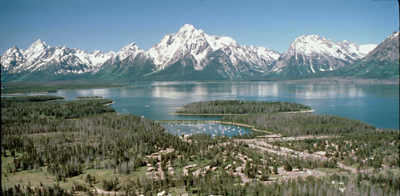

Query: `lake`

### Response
(6, 81, 399, 130)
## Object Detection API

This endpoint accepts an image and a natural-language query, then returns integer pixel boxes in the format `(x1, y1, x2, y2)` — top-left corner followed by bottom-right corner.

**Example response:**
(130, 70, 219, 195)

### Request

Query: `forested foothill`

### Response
(1, 96, 399, 195)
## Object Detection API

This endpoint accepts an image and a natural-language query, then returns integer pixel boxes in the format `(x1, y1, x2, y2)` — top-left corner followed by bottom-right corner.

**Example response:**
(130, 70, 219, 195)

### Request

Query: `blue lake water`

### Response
(4, 81, 399, 133)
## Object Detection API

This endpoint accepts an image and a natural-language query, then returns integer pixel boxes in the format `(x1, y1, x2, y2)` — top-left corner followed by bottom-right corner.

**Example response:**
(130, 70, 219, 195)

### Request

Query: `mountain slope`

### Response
(1, 24, 281, 82)
(268, 35, 376, 77)
(143, 24, 280, 80)
(334, 31, 399, 78)
(0, 40, 143, 82)
(2, 25, 396, 82)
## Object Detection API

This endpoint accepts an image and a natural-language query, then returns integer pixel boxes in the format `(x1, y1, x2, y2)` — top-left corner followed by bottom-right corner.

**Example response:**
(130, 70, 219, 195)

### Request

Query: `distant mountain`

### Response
(334, 31, 399, 78)
(114, 24, 281, 80)
(268, 35, 376, 77)
(1, 24, 281, 81)
(1, 24, 396, 82)
(0, 39, 143, 81)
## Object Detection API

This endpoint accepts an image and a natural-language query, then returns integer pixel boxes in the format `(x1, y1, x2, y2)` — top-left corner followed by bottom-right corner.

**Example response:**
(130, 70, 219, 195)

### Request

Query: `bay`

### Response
(7, 81, 399, 130)
(162, 122, 254, 138)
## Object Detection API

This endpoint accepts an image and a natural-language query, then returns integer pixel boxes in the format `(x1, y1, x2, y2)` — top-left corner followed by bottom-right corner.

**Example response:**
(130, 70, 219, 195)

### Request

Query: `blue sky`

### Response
(0, 0, 398, 54)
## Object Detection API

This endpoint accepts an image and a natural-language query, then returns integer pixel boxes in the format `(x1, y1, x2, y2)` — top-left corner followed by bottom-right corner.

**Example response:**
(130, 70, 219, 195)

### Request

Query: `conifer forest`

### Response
(1, 96, 399, 195)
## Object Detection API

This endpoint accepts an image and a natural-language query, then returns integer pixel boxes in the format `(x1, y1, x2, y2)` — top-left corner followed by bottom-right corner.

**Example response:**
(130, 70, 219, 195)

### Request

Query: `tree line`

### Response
(221, 113, 384, 136)
(176, 100, 311, 114)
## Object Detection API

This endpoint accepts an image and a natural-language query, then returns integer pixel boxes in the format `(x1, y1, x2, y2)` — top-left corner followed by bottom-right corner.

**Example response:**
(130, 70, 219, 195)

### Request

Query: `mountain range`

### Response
(1, 24, 398, 82)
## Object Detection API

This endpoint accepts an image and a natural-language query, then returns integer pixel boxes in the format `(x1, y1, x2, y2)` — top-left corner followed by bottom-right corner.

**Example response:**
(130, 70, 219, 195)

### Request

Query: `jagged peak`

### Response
(336, 40, 356, 46)
(120, 42, 139, 51)
(27, 39, 49, 51)
(6, 46, 20, 52)
(176, 24, 206, 38)
(294, 34, 322, 42)
(178, 24, 196, 33)
(32, 39, 47, 46)
(387, 31, 399, 39)
(2, 46, 21, 57)
(256, 46, 279, 53)
(90, 50, 103, 55)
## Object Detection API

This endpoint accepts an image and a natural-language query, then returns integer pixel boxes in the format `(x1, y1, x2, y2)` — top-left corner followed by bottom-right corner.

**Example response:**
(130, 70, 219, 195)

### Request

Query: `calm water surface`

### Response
(162, 122, 254, 138)
(8, 81, 399, 130)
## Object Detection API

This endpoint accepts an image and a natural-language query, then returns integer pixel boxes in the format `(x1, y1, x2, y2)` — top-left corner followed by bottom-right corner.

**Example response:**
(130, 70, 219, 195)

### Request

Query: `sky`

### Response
(0, 0, 398, 54)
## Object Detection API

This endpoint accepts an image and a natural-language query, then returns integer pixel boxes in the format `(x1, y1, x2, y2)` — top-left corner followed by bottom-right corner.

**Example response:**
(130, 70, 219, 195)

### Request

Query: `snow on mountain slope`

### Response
(147, 24, 280, 71)
(271, 34, 377, 75)
(148, 24, 214, 70)
(361, 31, 399, 62)
(1, 24, 385, 81)
(114, 42, 141, 62)
(1, 46, 24, 71)
(0, 39, 143, 75)
(336, 31, 399, 78)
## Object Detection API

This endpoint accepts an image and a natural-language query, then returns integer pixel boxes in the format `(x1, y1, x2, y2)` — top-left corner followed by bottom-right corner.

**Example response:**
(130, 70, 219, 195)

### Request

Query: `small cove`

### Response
(162, 122, 254, 138)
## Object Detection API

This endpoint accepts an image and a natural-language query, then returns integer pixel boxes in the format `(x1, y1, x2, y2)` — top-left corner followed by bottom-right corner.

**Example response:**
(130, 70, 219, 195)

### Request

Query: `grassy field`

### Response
(2, 166, 72, 190)
(1, 151, 23, 167)
(1, 161, 150, 192)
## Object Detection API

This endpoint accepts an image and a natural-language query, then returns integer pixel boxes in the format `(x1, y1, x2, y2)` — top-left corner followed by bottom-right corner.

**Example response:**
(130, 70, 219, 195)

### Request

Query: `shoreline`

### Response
(104, 101, 115, 106)
(218, 121, 276, 135)
(48, 98, 67, 102)
(283, 110, 314, 114)
(75, 97, 103, 100)
(2, 91, 52, 95)
(1, 85, 125, 96)
(278, 77, 399, 84)
(171, 113, 241, 116)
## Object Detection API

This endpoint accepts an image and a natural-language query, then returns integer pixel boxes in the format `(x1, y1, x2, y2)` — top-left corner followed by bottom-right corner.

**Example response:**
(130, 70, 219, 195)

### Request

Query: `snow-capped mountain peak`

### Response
(24, 39, 49, 58)
(148, 24, 212, 69)
(1, 46, 24, 71)
(178, 24, 196, 33)
(271, 34, 377, 75)
(148, 24, 279, 71)
(294, 34, 325, 42)
(360, 31, 399, 62)
(2, 25, 391, 82)
(3, 46, 21, 56)
(90, 50, 103, 55)
(27, 39, 48, 50)
(387, 31, 399, 39)
(115, 42, 141, 61)
(288, 34, 376, 59)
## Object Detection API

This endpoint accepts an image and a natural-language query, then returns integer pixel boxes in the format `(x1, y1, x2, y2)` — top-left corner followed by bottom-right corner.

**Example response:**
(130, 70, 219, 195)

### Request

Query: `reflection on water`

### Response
(3, 81, 398, 129)
(163, 123, 253, 138)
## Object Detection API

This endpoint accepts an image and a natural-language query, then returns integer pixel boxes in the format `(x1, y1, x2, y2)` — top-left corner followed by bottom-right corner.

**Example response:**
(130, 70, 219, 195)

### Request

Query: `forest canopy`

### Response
(1, 96, 398, 195)
(176, 100, 311, 114)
